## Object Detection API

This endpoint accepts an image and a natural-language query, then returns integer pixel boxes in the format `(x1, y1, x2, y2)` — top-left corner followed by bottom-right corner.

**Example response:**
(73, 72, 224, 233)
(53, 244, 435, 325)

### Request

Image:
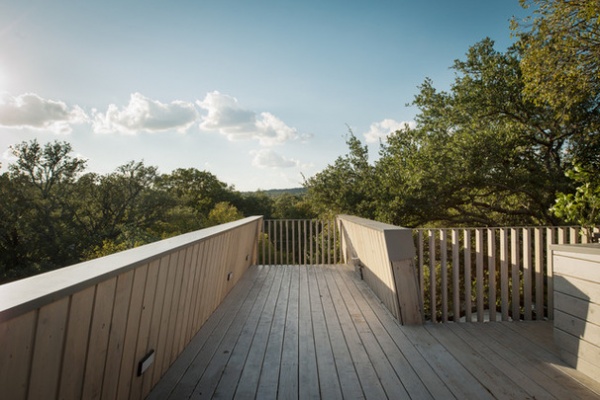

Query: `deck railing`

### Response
(259, 219, 341, 266)
(260, 219, 599, 325)
(3, 213, 597, 399)
(415, 226, 600, 322)
(0, 216, 262, 400)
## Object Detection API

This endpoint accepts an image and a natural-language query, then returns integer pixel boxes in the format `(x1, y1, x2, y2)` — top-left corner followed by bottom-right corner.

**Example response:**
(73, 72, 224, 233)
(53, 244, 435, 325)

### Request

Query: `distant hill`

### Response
(244, 187, 307, 197)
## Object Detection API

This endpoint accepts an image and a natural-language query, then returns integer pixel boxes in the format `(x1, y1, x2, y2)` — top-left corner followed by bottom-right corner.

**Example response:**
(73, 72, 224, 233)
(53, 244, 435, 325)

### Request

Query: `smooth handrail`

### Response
(0, 216, 263, 322)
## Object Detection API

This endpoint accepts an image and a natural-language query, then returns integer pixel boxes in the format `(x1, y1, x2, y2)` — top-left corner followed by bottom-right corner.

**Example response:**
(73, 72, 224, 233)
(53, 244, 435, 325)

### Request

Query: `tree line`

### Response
(0, 140, 315, 282)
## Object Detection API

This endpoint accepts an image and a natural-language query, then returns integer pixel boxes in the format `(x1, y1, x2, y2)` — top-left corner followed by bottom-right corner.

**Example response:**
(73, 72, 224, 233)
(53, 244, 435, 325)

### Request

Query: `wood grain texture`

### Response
(149, 264, 600, 400)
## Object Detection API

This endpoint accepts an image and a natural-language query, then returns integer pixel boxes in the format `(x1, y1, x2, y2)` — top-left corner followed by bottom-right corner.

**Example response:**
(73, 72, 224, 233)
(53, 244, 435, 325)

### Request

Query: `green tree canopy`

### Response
(304, 132, 376, 219)
(513, 0, 600, 112)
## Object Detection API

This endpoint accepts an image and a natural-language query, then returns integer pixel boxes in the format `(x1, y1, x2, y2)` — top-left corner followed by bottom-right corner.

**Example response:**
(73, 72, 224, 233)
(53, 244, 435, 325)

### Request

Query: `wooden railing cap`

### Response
(0, 216, 263, 322)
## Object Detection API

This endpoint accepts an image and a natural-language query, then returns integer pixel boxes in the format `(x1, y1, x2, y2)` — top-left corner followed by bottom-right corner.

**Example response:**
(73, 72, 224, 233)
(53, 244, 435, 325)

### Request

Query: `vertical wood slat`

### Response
(152, 253, 178, 385)
(101, 270, 135, 400)
(523, 228, 532, 320)
(141, 257, 168, 397)
(82, 277, 118, 400)
(440, 230, 448, 323)
(510, 228, 520, 321)
(116, 265, 149, 400)
(534, 228, 544, 320)
(570, 227, 578, 244)
(452, 229, 460, 322)
(428, 230, 437, 321)
(185, 245, 202, 344)
(463, 230, 472, 323)
(58, 286, 96, 400)
(547, 227, 555, 320)
(0, 310, 37, 400)
(175, 246, 194, 356)
(500, 228, 509, 321)
(28, 297, 70, 400)
(418, 230, 425, 312)
(487, 228, 497, 322)
(476, 229, 484, 322)
(132, 258, 160, 400)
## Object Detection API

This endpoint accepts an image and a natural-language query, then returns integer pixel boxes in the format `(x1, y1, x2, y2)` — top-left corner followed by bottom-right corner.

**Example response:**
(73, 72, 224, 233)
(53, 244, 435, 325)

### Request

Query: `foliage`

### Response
(303, 131, 376, 219)
(551, 165, 600, 234)
(302, 38, 598, 228)
(0, 140, 308, 283)
(513, 0, 600, 113)
(205, 202, 244, 226)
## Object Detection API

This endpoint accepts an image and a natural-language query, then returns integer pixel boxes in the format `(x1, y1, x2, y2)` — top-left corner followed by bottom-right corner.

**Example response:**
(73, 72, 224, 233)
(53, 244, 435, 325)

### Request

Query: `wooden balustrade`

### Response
(336, 215, 422, 325)
(259, 219, 340, 266)
(415, 226, 599, 322)
(0, 216, 262, 400)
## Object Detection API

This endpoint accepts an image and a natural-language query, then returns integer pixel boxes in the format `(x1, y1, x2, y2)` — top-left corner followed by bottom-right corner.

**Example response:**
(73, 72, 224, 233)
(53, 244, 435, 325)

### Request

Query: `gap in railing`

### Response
(259, 219, 342, 266)
(415, 226, 600, 323)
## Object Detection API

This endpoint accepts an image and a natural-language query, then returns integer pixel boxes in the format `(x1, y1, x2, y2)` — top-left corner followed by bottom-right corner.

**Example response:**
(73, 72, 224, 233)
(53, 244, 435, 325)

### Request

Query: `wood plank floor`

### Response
(147, 264, 600, 399)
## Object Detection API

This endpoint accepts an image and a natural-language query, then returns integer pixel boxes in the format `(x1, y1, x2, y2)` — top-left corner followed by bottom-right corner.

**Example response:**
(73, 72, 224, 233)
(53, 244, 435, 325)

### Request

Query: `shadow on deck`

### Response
(148, 264, 600, 400)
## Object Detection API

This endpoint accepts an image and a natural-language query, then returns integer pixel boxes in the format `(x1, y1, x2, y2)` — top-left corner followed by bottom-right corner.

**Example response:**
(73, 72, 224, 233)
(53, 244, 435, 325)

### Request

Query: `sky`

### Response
(0, 0, 530, 191)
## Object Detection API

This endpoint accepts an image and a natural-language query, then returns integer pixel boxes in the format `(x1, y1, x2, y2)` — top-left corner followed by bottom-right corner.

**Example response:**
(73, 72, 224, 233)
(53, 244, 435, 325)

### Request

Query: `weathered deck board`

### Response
(149, 264, 600, 400)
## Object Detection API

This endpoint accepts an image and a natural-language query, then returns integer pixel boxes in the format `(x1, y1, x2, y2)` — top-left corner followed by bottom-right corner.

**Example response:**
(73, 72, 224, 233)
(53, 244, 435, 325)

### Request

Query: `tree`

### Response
(4, 140, 88, 272)
(304, 131, 376, 219)
(513, 0, 600, 112)
(156, 168, 235, 216)
(271, 193, 315, 220)
(374, 38, 595, 227)
(551, 164, 600, 238)
(205, 202, 244, 226)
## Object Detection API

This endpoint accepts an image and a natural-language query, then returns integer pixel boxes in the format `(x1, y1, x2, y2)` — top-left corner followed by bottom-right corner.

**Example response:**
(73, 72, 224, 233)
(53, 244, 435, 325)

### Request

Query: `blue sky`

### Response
(0, 0, 529, 191)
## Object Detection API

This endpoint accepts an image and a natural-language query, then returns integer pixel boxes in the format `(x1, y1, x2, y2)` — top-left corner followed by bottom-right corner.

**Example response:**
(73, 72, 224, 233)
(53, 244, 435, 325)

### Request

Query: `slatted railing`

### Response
(259, 219, 341, 265)
(415, 226, 600, 323)
(0, 216, 262, 400)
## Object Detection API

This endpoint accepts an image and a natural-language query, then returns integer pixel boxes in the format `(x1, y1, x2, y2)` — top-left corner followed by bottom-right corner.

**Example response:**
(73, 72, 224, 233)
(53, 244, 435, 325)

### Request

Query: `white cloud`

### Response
(251, 149, 298, 169)
(0, 92, 88, 134)
(197, 91, 307, 146)
(363, 118, 416, 143)
(93, 92, 198, 134)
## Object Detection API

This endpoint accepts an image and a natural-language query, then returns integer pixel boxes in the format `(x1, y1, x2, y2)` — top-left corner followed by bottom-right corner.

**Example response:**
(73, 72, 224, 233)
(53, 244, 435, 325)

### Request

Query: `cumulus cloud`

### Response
(0, 92, 88, 134)
(197, 91, 307, 146)
(251, 149, 298, 169)
(363, 118, 416, 143)
(93, 92, 198, 134)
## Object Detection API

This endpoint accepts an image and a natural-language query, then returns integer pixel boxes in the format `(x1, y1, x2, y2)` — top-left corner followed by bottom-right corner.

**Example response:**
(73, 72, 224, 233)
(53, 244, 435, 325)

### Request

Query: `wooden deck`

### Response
(148, 264, 600, 399)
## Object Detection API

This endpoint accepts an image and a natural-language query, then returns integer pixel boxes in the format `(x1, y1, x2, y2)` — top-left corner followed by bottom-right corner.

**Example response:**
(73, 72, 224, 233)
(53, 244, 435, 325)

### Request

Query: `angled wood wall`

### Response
(337, 215, 422, 325)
